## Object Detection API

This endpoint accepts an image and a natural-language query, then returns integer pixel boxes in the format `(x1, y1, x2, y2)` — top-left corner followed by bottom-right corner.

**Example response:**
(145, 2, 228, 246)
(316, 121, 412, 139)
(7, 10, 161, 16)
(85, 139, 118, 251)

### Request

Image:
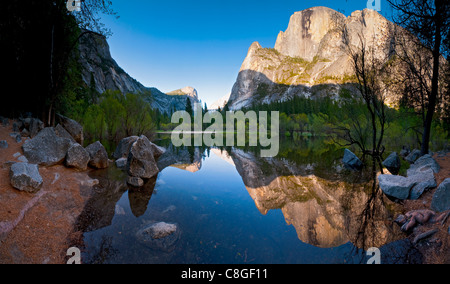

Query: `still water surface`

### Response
(78, 139, 412, 264)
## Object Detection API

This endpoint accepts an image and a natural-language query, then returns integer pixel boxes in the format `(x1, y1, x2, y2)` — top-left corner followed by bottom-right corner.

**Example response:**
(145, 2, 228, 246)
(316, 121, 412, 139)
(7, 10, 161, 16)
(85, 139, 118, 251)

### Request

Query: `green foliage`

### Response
(75, 90, 156, 153)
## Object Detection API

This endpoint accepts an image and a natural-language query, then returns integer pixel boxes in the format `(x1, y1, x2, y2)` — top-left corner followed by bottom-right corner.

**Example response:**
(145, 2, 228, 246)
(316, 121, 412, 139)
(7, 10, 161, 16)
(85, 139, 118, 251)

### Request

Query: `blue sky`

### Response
(101, 0, 393, 106)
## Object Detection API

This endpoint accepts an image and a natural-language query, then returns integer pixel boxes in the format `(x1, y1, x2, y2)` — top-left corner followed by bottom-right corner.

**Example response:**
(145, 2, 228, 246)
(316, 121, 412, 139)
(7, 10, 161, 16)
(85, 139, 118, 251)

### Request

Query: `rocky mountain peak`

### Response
(275, 6, 346, 61)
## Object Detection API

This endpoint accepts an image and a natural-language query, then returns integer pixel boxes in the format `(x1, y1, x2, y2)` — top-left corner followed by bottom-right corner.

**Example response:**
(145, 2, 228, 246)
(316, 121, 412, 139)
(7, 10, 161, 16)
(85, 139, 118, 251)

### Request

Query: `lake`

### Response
(76, 137, 418, 264)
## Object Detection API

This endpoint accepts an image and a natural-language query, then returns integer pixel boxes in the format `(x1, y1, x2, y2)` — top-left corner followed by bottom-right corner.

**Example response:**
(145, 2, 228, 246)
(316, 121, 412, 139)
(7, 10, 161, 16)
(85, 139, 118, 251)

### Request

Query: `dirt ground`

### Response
(0, 121, 97, 264)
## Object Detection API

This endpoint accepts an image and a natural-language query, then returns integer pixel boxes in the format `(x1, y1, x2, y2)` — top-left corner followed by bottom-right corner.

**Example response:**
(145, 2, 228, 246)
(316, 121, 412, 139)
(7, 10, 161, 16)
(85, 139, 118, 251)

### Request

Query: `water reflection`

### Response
(77, 137, 417, 264)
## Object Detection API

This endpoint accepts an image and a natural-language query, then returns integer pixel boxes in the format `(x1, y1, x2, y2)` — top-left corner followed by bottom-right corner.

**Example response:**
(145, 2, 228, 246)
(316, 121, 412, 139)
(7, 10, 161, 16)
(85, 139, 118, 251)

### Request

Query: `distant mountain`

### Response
(151, 86, 200, 114)
(210, 93, 231, 110)
(228, 7, 408, 110)
(78, 32, 199, 114)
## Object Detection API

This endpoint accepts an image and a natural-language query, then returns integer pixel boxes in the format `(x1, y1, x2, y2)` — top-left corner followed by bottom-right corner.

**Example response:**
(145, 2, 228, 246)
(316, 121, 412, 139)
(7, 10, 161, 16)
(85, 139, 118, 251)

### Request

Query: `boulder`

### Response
(431, 178, 450, 212)
(29, 118, 44, 138)
(21, 128, 30, 138)
(0, 140, 8, 149)
(65, 143, 90, 171)
(55, 124, 76, 143)
(342, 149, 363, 171)
(127, 135, 159, 179)
(115, 158, 127, 169)
(408, 168, 437, 200)
(135, 222, 181, 252)
(56, 114, 83, 145)
(85, 141, 109, 169)
(406, 155, 439, 200)
(400, 146, 410, 158)
(10, 163, 43, 193)
(405, 149, 421, 164)
(378, 174, 416, 200)
(22, 127, 72, 166)
(113, 136, 139, 159)
(127, 176, 144, 188)
(382, 152, 401, 175)
(150, 143, 166, 159)
(407, 154, 440, 176)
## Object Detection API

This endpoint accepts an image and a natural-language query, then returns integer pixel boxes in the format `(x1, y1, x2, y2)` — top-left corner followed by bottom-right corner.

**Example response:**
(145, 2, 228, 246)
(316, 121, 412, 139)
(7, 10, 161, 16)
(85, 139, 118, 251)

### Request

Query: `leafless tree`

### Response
(388, 0, 450, 155)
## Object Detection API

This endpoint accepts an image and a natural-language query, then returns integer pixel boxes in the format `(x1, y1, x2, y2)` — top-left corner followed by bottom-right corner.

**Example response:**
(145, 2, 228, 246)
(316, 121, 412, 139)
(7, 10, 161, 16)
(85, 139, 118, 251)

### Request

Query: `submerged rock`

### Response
(85, 141, 109, 169)
(10, 162, 43, 193)
(431, 178, 450, 212)
(342, 149, 363, 171)
(136, 222, 181, 252)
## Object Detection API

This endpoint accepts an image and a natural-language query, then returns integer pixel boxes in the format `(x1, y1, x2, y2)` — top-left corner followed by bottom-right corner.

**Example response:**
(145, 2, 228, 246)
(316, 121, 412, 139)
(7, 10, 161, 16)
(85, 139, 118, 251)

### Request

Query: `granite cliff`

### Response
(228, 7, 405, 110)
(78, 32, 199, 114)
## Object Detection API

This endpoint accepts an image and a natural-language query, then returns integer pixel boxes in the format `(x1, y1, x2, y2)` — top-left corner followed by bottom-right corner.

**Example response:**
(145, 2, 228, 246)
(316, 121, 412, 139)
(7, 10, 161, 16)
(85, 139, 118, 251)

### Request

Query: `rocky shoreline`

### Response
(0, 116, 165, 264)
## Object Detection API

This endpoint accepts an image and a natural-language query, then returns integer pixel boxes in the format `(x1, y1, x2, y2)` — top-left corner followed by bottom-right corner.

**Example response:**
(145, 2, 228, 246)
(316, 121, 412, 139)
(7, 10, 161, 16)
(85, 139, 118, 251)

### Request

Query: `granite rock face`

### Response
(78, 32, 199, 115)
(228, 7, 414, 110)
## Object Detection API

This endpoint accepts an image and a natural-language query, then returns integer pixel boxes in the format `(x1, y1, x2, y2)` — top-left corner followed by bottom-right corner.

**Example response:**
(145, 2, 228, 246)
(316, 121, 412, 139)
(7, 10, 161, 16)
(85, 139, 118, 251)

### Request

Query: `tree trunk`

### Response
(421, 7, 442, 156)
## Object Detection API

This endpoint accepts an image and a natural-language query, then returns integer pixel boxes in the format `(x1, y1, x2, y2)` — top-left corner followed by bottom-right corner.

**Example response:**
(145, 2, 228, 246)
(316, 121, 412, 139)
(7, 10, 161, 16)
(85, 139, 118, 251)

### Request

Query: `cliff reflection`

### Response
(226, 148, 404, 250)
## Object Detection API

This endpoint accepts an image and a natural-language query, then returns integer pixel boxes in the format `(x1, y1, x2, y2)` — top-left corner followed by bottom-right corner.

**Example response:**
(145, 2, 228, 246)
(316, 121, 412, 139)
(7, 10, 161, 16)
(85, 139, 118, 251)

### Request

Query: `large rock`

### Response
(10, 163, 43, 193)
(55, 124, 76, 144)
(379, 154, 439, 200)
(408, 168, 437, 200)
(382, 152, 401, 175)
(127, 135, 159, 179)
(407, 154, 440, 176)
(135, 222, 181, 252)
(407, 155, 439, 200)
(114, 136, 165, 161)
(29, 118, 44, 138)
(22, 127, 72, 166)
(127, 176, 144, 188)
(431, 178, 450, 212)
(342, 149, 363, 171)
(56, 114, 84, 145)
(405, 149, 421, 164)
(378, 174, 416, 200)
(113, 136, 139, 159)
(65, 143, 90, 171)
(85, 141, 109, 169)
